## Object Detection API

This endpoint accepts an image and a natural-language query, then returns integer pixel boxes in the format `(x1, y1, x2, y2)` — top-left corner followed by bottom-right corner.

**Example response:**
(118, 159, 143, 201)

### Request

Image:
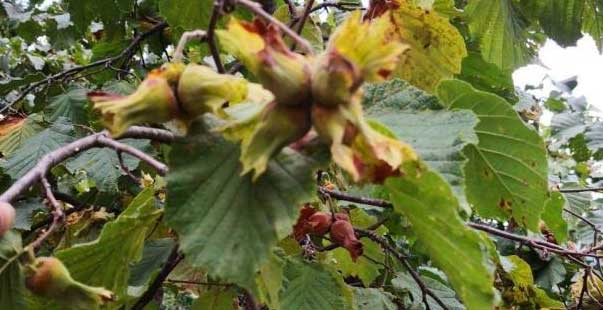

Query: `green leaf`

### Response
(551, 112, 586, 148)
(1, 118, 75, 179)
(13, 198, 44, 230)
(102, 80, 136, 95)
(329, 209, 385, 286)
(363, 80, 478, 210)
(192, 288, 238, 310)
(438, 80, 548, 231)
(368, 106, 478, 211)
(583, 0, 603, 52)
(45, 87, 90, 125)
(0, 73, 45, 96)
(385, 163, 496, 310)
(158, 0, 213, 41)
(542, 192, 568, 243)
(165, 125, 319, 289)
(0, 231, 27, 310)
(332, 238, 383, 286)
(535, 257, 566, 290)
(279, 258, 354, 310)
(56, 188, 162, 302)
(457, 51, 517, 103)
(465, 0, 535, 71)
(533, 288, 564, 308)
(273, 5, 323, 51)
(65, 139, 151, 192)
(362, 79, 442, 111)
(391, 1, 467, 91)
(0, 114, 44, 157)
(585, 123, 603, 151)
(392, 272, 465, 310)
(65, 0, 93, 34)
(255, 250, 285, 309)
(500, 255, 533, 287)
(128, 238, 176, 288)
(352, 287, 397, 310)
(539, 0, 584, 46)
(65, 0, 129, 36)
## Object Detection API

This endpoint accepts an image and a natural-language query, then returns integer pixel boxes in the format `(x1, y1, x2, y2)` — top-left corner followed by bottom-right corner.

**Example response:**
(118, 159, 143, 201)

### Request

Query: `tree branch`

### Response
(208, 0, 226, 73)
(357, 229, 449, 310)
(290, 0, 315, 51)
(468, 223, 603, 259)
(97, 135, 168, 175)
(234, 0, 314, 55)
(559, 187, 603, 193)
(131, 246, 183, 310)
(310, 1, 361, 13)
(4, 21, 168, 114)
(318, 187, 393, 208)
(0, 126, 174, 204)
(29, 177, 65, 250)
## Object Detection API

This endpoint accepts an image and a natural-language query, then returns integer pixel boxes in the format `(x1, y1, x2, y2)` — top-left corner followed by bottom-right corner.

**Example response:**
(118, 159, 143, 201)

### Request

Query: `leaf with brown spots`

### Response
(438, 80, 548, 231)
(366, 0, 467, 92)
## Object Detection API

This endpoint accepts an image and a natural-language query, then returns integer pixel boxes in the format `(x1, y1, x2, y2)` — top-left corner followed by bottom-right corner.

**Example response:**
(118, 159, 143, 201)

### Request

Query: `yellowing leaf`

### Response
(368, 0, 467, 91)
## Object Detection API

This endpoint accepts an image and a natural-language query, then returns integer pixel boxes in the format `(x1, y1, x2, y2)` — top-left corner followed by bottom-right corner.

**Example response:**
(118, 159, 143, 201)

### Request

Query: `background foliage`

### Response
(2, 0, 603, 309)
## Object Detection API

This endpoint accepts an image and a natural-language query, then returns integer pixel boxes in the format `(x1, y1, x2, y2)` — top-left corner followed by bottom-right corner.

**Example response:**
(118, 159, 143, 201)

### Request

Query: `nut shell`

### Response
(0, 202, 15, 237)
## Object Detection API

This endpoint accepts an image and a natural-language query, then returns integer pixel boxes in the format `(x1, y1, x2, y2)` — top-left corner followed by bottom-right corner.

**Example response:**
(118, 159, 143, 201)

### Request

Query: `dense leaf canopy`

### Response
(1, 0, 603, 309)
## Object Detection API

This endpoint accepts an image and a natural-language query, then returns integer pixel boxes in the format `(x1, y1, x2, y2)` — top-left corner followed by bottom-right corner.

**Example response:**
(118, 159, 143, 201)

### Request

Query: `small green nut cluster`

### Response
(26, 257, 114, 309)
(216, 12, 417, 183)
(88, 62, 250, 137)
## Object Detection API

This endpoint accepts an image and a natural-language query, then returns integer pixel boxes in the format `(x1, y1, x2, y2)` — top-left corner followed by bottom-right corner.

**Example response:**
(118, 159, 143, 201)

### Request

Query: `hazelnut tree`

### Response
(1, 0, 603, 309)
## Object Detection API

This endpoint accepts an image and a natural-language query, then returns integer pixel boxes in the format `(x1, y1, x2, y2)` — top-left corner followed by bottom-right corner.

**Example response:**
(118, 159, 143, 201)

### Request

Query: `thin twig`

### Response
(559, 187, 603, 193)
(366, 216, 388, 231)
(564, 208, 602, 233)
(97, 135, 168, 175)
(310, 1, 361, 13)
(166, 279, 231, 286)
(27, 191, 93, 233)
(283, 0, 298, 18)
(117, 151, 141, 184)
(318, 187, 393, 208)
(469, 223, 603, 259)
(577, 267, 591, 309)
(357, 229, 449, 310)
(173, 30, 208, 62)
(0, 127, 173, 203)
(4, 22, 168, 114)
(290, 0, 315, 51)
(243, 290, 259, 310)
(131, 246, 183, 310)
(234, 0, 314, 55)
(29, 178, 65, 250)
(208, 0, 226, 73)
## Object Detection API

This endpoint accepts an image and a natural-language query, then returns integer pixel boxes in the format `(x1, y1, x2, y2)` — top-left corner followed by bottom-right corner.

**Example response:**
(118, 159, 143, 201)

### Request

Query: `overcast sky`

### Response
(513, 34, 603, 112)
